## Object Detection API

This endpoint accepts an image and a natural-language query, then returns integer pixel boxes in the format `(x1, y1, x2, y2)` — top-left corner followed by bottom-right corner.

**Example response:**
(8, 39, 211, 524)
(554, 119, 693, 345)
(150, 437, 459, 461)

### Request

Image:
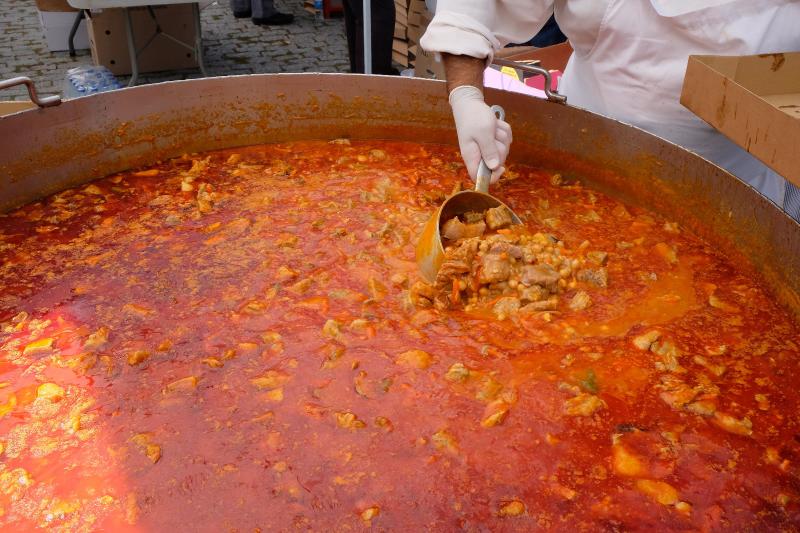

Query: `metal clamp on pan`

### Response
(0, 77, 62, 109)
(492, 57, 567, 104)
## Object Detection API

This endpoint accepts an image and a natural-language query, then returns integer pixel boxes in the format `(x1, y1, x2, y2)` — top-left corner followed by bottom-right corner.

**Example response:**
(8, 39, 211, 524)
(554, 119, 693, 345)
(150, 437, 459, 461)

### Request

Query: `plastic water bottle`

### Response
(314, 0, 324, 21)
(62, 66, 122, 99)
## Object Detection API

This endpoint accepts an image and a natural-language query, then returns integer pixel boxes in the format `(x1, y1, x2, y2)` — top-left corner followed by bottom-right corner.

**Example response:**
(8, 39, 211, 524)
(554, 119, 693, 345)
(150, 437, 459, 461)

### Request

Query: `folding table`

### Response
(67, 0, 207, 86)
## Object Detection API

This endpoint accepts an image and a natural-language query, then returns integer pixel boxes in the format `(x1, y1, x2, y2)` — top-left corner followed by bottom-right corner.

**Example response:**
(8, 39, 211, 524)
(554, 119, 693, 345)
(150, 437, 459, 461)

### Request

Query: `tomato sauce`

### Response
(0, 141, 798, 531)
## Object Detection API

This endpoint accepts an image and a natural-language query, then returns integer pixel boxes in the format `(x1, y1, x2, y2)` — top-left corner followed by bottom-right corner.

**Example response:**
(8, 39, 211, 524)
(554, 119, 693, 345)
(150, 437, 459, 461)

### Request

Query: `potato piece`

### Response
(145, 444, 162, 464)
(83, 184, 103, 195)
(564, 393, 606, 417)
(23, 337, 54, 356)
(481, 403, 509, 428)
(445, 363, 470, 383)
(288, 278, 312, 295)
(37, 383, 65, 402)
(686, 400, 717, 417)
(708, 294, 739, 313)
(322, 319, 342, 339)
(432, 429, 459, 454)
(712, 412, 753, 436)
(156, 339, 172, 352)
(251, 370, 290, 390)
(127, 350, 151, 366)
(360, 506, 380, 521)
(335, 411, 366, 430)
(498, 500, 526, 517)
(264, 388, 284, 402)
(658, 382, 697, 410)
(163, 376, 198, 394)
(653, 242, 678, 264)
(133, 169, 160, 177)
(632, 330, 661, 351)
(396, 349, 433, 369)
(636, 479, 679, 506)
(693, 355, 726, 377)
(485, 206, 514, 230)
(612, 444, 647, 477)
(275, 265, 298, 281)
(374, 416, 393, 432)
(475, 376, 503, 402)
(84, 326, 110, 350)
(202, 357, 224, 368)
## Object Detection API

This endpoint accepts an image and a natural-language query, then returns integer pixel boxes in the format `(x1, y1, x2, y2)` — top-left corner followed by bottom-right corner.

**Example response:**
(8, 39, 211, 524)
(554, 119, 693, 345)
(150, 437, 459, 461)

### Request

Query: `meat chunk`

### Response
(435, 238, 480, 287)
(519, 285, 546, 303)
(485, 206, 513, 230)
(521, 264, 560, 290)
(489, 242, 523, 258)
(441, 217, 486, 241)
(569, 290, 592, 311)
(712, 411, 753, 436)
(521, 298, 558, 313)
(586, 251, 608, 266)
(462, 211, 485, 224)
(493, 297, 521, 320)
(479, 254, 512, 284)
(577, 267, 608, 288)
(410, 281, 437, 300)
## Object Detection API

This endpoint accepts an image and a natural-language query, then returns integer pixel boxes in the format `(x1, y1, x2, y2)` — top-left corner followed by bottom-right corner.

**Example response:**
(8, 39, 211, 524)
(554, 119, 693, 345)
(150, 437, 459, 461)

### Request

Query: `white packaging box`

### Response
(38, 10, 90, 52)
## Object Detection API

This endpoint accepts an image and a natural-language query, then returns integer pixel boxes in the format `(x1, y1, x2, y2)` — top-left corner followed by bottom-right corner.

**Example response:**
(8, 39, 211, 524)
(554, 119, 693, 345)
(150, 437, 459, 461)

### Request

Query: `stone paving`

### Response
(0, 0, 351, 101)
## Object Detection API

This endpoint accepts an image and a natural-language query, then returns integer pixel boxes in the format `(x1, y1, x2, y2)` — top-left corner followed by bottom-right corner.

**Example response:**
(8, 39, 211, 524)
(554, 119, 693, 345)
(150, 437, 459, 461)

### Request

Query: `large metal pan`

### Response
(0, 73, 798, 317)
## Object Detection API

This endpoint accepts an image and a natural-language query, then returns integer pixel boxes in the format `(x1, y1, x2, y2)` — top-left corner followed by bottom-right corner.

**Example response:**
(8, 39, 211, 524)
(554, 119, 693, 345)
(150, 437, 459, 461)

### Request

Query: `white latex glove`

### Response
(449, 85, 512, 183)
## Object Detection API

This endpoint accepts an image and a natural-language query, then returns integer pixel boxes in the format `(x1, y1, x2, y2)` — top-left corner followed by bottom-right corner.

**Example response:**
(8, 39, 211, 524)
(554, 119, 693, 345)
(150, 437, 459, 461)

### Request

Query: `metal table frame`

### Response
(67, 0, 207, 86)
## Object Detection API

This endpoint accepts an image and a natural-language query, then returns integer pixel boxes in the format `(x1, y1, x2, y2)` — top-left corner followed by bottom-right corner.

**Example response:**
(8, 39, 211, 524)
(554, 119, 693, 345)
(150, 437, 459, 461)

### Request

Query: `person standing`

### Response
(342, 0, 396, 74)
(230, 0, 294, 26)
(420, 0, 800, 220)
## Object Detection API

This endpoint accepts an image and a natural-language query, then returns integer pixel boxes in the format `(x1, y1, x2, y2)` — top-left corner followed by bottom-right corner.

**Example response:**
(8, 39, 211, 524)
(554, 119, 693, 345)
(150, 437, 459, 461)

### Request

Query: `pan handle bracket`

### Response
(492, 58, 567, 104)
(0, 77, 62, 109)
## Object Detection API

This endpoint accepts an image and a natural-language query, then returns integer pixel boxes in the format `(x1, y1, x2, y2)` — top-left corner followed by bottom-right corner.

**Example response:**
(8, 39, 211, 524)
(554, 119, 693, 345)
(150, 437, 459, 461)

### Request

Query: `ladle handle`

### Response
(475, 105, 506, 194)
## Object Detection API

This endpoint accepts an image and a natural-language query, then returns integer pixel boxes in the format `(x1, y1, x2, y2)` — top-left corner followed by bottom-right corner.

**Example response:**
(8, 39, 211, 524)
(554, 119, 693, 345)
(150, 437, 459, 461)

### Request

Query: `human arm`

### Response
(443, 54, 511, 183)
(420, 0, 555, 181)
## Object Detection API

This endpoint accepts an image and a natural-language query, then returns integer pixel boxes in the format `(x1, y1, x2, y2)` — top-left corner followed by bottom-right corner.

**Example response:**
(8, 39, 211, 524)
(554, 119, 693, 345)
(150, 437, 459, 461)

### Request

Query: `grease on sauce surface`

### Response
(0, 141, 798, 531)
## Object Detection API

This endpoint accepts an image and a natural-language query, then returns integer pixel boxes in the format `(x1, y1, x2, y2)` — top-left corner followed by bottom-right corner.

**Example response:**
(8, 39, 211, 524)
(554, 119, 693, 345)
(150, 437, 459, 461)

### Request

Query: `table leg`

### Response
(123, 8, 139, 87)
(192, 3, 207, 77)
(68, 9, 85, 58)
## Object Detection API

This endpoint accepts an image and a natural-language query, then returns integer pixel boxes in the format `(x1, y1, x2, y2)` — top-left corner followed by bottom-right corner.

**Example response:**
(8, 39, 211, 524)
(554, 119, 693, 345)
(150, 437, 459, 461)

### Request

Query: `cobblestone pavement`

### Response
(0, 0, 350, 100)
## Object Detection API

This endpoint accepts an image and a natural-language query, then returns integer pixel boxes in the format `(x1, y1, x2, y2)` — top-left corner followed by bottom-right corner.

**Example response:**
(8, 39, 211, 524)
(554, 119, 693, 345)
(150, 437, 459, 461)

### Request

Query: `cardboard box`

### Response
(681, 53, 800, 188)
(414, 47, 444, 79)
(0, 101, 37, 117)
(86, 5, 198, 76)
(36, 0, 77, 11)
(39, 10, 90, 52)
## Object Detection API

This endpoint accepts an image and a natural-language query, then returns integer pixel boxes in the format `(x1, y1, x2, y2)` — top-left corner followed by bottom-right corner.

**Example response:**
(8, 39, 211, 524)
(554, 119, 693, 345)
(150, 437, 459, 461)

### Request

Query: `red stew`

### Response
(0, 141, 798, 531)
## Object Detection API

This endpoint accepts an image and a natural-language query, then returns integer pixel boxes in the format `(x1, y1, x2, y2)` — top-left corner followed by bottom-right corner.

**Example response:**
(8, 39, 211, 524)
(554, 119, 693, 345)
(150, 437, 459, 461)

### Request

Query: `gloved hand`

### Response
(449, 85, 513, 183)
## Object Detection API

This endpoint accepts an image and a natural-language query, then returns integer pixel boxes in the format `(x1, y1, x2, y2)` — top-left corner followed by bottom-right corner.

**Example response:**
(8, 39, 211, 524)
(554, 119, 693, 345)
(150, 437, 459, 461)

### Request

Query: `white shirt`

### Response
(421, 0, 800, 209)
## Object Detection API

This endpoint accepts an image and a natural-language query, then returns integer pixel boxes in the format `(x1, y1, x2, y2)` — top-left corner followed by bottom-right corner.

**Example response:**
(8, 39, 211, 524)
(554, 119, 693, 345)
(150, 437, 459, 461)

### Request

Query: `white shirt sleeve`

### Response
(420, 0, 555, 63)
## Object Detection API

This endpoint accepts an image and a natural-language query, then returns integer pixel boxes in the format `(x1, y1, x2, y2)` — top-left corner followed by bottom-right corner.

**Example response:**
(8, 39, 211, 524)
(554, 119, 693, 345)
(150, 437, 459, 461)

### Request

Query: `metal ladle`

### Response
(415, 105, 522, 283)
